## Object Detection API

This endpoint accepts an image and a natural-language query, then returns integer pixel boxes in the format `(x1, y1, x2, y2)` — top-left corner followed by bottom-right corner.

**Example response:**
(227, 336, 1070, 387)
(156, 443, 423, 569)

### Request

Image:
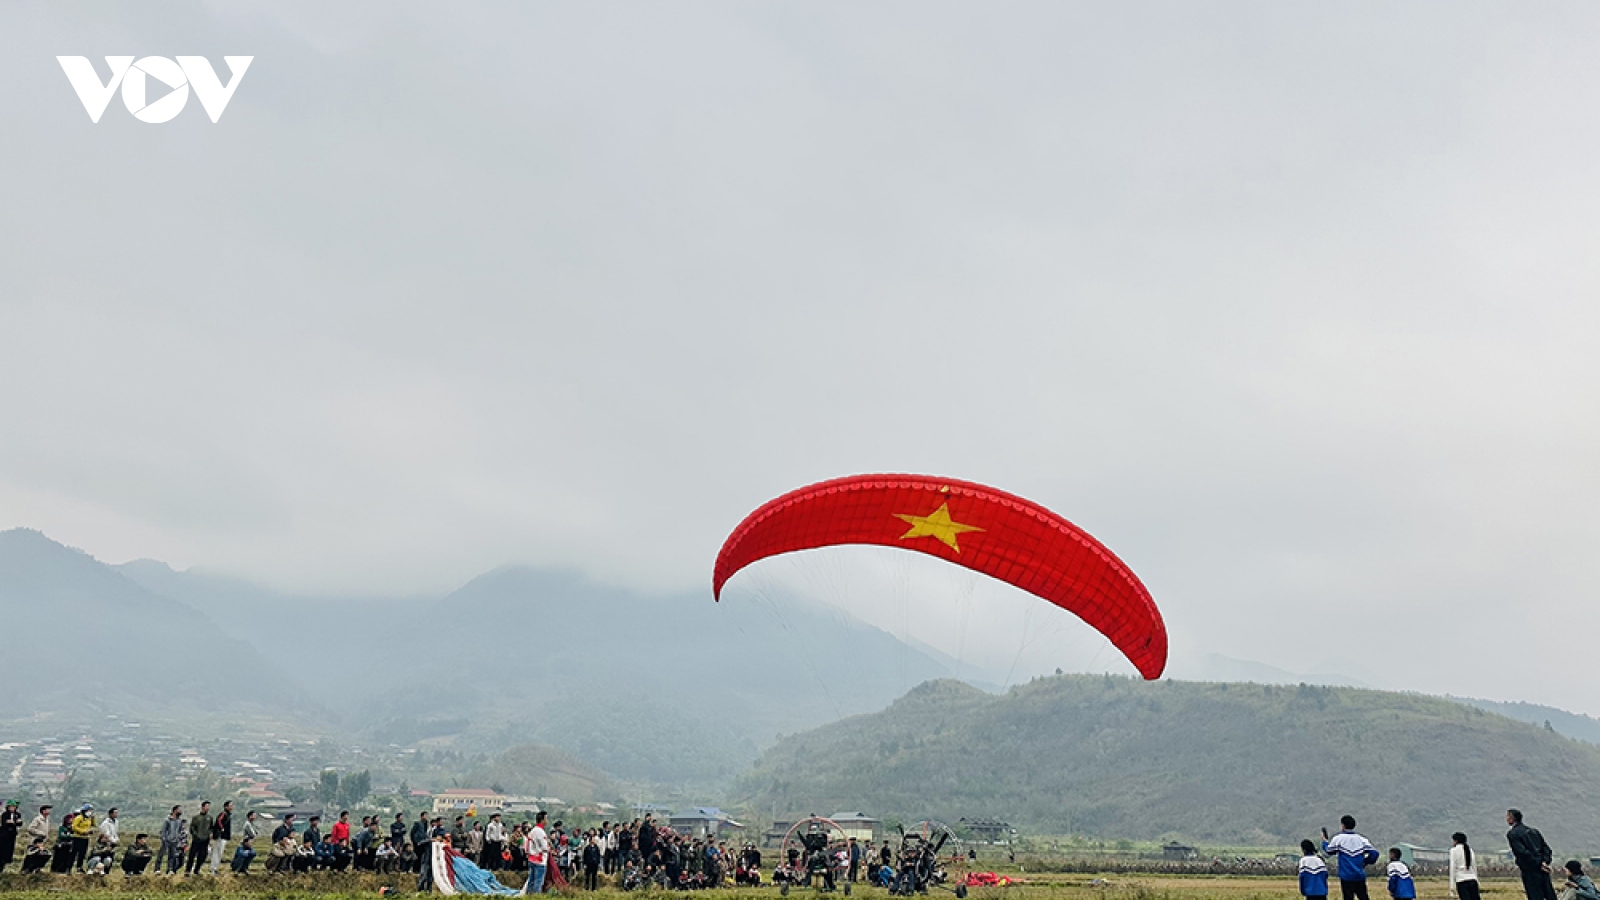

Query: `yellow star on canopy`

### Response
(895, 502, 984, 553)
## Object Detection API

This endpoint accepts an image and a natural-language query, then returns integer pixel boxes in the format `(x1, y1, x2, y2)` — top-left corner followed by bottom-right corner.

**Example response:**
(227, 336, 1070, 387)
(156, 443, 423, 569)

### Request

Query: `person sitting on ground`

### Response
(122, 834, 153, 876)
(293, 834, 317, 873)
(267, 831, 295, 873)
(22, 836, 51, 873)
(329, 833, 352, 872)
(376, 837, 399, 873)
(1387, 849, 1417, 900)
(399, 840, 418, 874)
(734, 855, 756, 886)
(1565, 862, 1600, 900)
(232, 838, 256, 874)
(84, 835, 117, 875)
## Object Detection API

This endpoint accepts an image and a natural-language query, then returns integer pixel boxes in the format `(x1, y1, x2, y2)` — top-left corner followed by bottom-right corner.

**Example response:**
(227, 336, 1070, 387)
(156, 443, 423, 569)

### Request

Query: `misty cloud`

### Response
(4, 3, 1600, 713)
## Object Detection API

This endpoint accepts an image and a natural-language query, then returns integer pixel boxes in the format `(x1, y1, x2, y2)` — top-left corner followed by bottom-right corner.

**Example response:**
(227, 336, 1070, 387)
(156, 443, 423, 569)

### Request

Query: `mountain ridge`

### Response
(15, 526, 1600, 824)
(736, 674, 1600, 849)
(9, 528, 958, 787)
(0, 528, 307, 718)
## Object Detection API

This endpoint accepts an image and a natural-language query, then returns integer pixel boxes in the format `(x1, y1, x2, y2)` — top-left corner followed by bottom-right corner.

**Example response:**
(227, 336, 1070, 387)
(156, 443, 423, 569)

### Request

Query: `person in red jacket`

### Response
(331, 811, 352, 845)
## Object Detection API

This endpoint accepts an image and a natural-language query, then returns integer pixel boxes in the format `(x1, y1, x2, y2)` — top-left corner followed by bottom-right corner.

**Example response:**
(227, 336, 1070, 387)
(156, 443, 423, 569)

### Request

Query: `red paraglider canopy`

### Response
(713, 474, 1166, 679)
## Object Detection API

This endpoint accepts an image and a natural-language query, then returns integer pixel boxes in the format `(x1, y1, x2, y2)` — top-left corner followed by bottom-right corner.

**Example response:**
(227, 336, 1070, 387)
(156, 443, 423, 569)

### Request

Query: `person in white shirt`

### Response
(1451, 832, 1481, 900)
(99, 808, 119, 849)
(523, 812, 551, 895)
(376, 838, 399, 873)
(483, 814, 507, 871)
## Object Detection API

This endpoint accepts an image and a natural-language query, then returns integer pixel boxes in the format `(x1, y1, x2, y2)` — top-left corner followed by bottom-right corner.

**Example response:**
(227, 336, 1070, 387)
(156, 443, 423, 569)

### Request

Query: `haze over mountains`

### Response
(2, 528, 957, 785)
(8, 525, 1600, 845)
(0, 529, 300, 718)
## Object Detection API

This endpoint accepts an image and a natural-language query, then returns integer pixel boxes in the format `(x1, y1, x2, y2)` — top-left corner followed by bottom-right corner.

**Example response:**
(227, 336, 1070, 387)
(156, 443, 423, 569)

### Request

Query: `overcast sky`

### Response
(5, 2, 1600, 713)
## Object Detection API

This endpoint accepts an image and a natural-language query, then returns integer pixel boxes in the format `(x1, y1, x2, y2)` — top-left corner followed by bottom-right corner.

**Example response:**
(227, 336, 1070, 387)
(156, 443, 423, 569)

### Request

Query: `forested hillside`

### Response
(0, 529, 302, 717)
(1451, 696, 1600, 745)
(9, 528, 957, 789)
(461, 744, 616, 802)
(737, 675, 1600, 850)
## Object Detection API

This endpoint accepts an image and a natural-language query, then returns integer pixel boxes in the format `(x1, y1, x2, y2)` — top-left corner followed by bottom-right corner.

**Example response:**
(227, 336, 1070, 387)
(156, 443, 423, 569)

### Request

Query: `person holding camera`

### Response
(1322, 816, 1381, 900)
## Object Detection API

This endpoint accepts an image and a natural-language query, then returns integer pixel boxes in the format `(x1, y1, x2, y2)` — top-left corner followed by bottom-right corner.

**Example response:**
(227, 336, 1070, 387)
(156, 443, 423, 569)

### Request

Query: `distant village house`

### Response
(432, 788, 506, 815)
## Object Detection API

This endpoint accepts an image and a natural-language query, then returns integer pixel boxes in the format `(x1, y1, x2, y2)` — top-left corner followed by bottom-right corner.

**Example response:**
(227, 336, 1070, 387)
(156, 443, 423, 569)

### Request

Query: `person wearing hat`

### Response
(483, 813, 506, 871)
(1566, 861, 1600, 900)
(21, 836, 50, 873)
(26, 805, 51, 845)
(69, 804, 96, 873)
(0, 800, 21, 873)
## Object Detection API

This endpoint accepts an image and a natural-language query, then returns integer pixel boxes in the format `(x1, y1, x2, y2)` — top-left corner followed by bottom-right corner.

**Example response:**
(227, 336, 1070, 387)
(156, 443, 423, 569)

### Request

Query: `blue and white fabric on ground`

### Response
(451, 854, 519, 895)
(432, 842, 519, 895)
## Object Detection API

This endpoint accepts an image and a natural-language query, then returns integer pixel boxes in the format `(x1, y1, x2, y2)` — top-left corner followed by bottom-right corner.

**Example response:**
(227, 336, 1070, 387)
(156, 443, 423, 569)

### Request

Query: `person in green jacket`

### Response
(185, 801, 212, 876)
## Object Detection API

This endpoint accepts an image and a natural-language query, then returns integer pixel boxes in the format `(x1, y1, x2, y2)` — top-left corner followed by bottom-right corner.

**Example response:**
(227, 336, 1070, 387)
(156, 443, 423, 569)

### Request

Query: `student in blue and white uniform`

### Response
(1386, 849, 1416, 900)
(1299, 840, 1330, 900)
(1322, 816, 1381, 900)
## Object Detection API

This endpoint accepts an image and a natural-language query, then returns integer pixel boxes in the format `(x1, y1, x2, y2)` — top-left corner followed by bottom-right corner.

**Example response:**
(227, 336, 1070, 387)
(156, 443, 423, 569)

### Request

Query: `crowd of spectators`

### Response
(0, 801, 776, 892)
